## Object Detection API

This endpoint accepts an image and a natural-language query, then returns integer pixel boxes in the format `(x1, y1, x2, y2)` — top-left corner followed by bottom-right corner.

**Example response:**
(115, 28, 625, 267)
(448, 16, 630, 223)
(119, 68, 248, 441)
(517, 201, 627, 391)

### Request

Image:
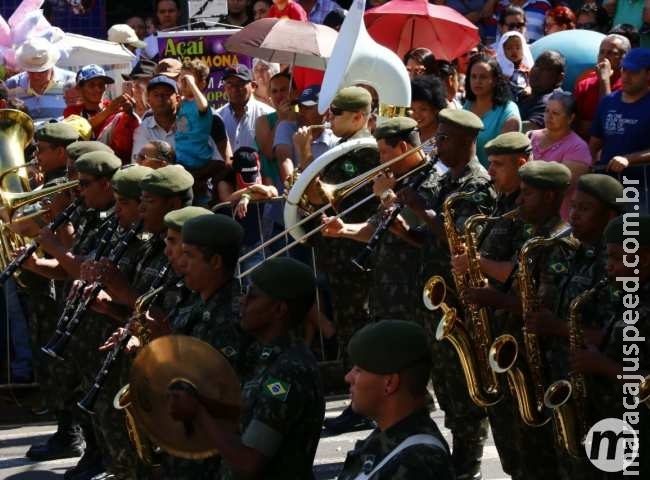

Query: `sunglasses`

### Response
(329, 107, 347, 116)
(434, 133, 450, 142)
(135, 153, 167, 163)
(507, 22, 526, 30)
(577, 22, 597, 30)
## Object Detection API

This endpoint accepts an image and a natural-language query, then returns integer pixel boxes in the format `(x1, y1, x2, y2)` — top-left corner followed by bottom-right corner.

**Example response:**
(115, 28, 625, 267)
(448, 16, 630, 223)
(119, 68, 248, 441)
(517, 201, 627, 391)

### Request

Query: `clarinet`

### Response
(77, 262, 173, 415)
(352, 157, 437, 271)
(0, 197, 83, 286)
(47, 220, 144, 360)
(42, 218, 119, 358)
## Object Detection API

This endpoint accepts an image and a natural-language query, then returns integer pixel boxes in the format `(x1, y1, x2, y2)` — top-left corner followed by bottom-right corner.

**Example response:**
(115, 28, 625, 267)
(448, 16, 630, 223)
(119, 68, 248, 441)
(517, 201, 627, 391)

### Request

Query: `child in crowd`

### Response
(267, 0, 308, 21)
(175, 58, 213, 203)
(496, 31, 534, 102)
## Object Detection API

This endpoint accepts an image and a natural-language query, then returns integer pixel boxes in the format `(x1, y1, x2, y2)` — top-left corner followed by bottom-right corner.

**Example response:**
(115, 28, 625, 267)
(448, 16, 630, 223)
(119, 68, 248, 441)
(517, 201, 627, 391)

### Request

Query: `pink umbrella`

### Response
(364, 0, 480, 61)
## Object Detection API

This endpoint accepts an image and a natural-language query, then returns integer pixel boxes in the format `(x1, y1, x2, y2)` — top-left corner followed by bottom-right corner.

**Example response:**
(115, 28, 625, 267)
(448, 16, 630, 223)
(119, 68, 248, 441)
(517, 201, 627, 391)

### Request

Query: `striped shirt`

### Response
(5, 67, 76, 120)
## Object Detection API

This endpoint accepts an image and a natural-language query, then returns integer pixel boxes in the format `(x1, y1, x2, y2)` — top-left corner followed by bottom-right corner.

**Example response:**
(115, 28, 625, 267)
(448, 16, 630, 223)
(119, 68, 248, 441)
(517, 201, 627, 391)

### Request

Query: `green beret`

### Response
(604, 215, 650, 246)
(331, 86, 372, 112)
(75, 151, 122, 178)
(484, 132, 531, 155)
(164, 206, 212, 231)
(250, 257, 315, 301)
(438, 108, 484, 131)
(518, 160, 571, 190)
(348, 320, 431, 374)
(577, 174, 624, 213)
(66, 141, 114, 161)
(111, 165, 153, 200)
(373, 116, 418, 141)
(140, 165, 194, 196)
(35, 122, 80, 145)
(182, 213, 244, 251)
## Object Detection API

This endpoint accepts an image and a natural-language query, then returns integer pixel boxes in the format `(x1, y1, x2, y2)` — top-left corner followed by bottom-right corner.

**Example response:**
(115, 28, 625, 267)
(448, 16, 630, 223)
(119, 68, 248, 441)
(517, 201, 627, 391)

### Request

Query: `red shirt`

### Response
(267, 1, 308, 21)
(573, 71, 623, 124)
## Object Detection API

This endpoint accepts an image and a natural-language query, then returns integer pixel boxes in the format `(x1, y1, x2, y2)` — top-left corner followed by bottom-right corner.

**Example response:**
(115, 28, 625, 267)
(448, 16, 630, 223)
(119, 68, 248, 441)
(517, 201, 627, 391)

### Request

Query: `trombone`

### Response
(235, 137, 435, 278)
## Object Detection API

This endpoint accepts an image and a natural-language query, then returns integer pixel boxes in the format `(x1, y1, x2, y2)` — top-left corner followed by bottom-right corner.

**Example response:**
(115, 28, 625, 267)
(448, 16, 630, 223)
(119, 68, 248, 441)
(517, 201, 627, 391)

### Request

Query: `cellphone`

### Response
(122, 81, 134, 95)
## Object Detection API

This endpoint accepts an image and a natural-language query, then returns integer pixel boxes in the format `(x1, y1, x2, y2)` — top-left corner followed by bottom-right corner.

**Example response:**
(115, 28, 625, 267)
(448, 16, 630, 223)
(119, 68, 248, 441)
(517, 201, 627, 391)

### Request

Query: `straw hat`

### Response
(108, 24, 146, 49)
(16, 37, 61, 73)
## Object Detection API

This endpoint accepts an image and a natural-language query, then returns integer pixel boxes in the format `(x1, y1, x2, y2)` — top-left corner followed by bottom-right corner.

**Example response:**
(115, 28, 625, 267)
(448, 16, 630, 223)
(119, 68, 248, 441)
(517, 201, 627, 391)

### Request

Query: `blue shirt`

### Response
(464, 100, 521, 167)
(5, 66, 75, 120)
(175, 98, 213, 169)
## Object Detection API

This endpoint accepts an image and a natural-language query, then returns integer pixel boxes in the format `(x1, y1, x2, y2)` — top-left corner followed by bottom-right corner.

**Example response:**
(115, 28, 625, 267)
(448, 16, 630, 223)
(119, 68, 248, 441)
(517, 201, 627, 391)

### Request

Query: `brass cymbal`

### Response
(129, 335, 241, 459)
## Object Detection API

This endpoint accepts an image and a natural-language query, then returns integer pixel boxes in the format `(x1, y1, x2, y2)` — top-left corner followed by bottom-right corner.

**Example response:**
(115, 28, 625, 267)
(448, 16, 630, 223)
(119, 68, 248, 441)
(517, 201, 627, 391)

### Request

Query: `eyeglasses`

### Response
(135, 153, 167, 163)
(329, 107, 348, 116)
(576, 22, 597, 30)
(506, 22, 526, 30)
(434, 133, 450, 142)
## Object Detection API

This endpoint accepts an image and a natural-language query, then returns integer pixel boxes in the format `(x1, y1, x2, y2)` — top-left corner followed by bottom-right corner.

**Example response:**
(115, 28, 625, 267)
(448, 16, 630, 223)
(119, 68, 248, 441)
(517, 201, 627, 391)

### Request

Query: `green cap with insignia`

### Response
(182, 213, 244, 252)
(577, 174, 624, 213)
(348, 320, 431, 375)
(438, 108, 484, 131)
(250, 257, 316, 301)
(164, 206, 212, 231)
(75, 151, 122, 178)
(373, 116, 418, 141)
(111, 165, 153, 200)
(604, 215, 650, 246)
(35, 122, 80, 145)
(484, 132, 531, 155)
(140, 165, 194, 197)
(66, 141, 114, 161)
(331, 86, 372, 112)
(518, 160, 571, 190)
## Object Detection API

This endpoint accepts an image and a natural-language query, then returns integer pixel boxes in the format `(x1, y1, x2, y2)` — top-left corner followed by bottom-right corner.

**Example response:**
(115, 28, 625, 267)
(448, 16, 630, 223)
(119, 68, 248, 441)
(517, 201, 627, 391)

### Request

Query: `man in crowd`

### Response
(517, 51, 566, 130)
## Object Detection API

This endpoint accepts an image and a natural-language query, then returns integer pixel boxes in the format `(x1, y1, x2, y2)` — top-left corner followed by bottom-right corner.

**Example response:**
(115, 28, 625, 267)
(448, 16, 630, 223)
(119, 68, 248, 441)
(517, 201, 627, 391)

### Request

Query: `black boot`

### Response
(64, 435, 104, 480)
(26, 411, 84, 461)
(323, 406, 375, 434)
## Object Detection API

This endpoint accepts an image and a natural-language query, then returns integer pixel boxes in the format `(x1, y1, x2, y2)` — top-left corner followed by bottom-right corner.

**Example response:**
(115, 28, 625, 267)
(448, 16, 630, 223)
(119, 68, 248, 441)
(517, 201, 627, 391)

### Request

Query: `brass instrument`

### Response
(639, 375, 650, 409)
(489, 229, 575, 426)
(544, 278, 607, 457)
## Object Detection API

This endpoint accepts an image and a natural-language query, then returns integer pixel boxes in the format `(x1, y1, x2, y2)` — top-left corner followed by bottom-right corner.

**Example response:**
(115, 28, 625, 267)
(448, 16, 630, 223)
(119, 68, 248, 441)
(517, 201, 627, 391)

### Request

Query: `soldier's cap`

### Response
(373, 116, 418, 141)
(75, 151, 122, 178)
(164, 206, 213, 231)
(331, 86, 372, 112)
(438, 108, 484, 131)
(111, 165, 153, 200)
(61, 115, 93, 141)
(140, 165, 194, 197)
(181, 213, 244, 252)
(249, 257, 316, 302)
(66, 141, 114, 161)
(35, 122, 80, 145)
(484, 132, 531, 155)
(348, 320, 431, 375)
(518, 160, 571, 190)
(577, 174, 624, 213)
(604, 215, 650, 246)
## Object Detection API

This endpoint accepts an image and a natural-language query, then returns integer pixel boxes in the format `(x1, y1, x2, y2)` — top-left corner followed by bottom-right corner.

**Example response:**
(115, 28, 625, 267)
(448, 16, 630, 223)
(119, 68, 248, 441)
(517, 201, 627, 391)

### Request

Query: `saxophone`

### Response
(113, 270, 173, 466)
(544, 278, 608, 457)
(489, 228, 575, 426)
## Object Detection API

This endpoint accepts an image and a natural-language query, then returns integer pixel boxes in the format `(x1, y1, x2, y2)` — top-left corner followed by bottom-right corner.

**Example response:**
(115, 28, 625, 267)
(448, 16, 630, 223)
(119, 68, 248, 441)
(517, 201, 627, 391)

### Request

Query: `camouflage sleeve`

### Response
(452, 182, 496, 234)
(376, 447, 456, 480)
(240, 362, 309, 457)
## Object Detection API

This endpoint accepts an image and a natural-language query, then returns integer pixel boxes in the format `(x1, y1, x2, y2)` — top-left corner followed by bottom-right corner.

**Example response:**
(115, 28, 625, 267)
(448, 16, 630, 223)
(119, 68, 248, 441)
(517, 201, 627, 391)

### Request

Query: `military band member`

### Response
(168, 258, 325, 479)
(398, 108, 495, 480)
(336, 320, 454, 480)
(572, 215, 650, 478)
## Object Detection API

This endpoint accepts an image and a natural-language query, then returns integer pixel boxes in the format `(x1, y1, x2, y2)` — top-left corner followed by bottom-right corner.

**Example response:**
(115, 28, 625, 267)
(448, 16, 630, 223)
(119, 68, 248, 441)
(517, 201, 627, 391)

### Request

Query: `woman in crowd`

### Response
(543, 6, 576, 35)
(410, 75, 449, 172)
(252, 58, 280, 107)
(463, 54, 521, 167)
(403, 47, 437, 79)
(528, 91, 590, 220)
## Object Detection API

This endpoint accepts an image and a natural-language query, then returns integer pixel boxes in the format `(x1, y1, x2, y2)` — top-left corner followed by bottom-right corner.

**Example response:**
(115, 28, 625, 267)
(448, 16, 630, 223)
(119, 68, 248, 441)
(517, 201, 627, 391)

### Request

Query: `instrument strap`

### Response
(352, 434, 446, 480)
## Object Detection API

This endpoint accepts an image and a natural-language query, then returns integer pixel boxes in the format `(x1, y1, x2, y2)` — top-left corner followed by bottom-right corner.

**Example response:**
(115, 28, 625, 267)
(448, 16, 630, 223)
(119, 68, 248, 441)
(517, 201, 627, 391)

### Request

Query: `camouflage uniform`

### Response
(336, 408, 455, 480)
(160, 280, 250, 480)
(220, 335, 325, 480)
(413, 157, 494, 478)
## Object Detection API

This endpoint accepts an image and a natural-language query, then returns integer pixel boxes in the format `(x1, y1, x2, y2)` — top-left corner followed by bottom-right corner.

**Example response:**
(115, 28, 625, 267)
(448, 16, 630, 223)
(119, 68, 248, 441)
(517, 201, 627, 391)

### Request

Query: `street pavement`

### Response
(0, 398, 509, 479)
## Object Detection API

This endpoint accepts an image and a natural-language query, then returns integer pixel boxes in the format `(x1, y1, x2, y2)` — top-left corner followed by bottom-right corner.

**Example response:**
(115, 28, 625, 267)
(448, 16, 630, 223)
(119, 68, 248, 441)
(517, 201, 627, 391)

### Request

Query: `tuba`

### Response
(544, 278, 608, 457)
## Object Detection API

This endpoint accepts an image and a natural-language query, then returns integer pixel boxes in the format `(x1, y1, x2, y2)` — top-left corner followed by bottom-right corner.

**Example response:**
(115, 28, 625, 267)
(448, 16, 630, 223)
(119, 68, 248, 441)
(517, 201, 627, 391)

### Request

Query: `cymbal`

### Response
(129, 335, 241, 459)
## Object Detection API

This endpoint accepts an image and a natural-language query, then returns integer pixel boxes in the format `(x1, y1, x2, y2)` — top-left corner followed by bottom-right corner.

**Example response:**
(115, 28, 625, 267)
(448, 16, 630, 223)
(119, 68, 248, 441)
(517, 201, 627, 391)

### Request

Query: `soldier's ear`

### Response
(210, 253, 223, 271)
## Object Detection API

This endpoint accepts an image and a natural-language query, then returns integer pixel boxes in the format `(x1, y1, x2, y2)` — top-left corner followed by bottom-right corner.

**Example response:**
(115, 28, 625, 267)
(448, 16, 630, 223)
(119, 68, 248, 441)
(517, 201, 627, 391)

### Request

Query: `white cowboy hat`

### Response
(16, 37, 61, 73)
(108, 24, 146, 49)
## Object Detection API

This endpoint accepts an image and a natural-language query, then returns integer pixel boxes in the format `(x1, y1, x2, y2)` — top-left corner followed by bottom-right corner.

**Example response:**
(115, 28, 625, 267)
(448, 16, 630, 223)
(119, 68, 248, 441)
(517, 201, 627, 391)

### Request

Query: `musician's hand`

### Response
(79, 259, 100, 283)
(125, 336, 141, 353)
(570, 344, 609, 375)
(451, 253, 469, 276)
(36, 226, 62, 256)
(525, 309, 564, 337)
(89, 289, 113, 315)
(464, 286, 501, 308)
(607, 155, 629, 173)
(99, 327, 126, 351)
(321, 215, 344, 237)
(68, 279, 85, 300)
(12, 246, 38, 271)
(396, 187, 426, 216)
(372, 171, 396, 198)
(96, 259, 127, 296)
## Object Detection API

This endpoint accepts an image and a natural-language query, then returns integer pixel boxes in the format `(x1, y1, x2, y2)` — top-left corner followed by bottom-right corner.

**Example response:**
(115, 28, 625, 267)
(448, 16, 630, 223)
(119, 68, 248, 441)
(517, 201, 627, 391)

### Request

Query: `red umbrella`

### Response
(364, 0, 480, 61)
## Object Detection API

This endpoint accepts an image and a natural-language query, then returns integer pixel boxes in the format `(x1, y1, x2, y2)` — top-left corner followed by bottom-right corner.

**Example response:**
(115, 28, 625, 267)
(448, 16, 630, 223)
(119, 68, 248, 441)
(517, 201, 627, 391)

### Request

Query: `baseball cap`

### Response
(122, 58, 156, 80)
(621, 48, 650, 71)
(294, 84, 320, 106)
(155, 58, 182, 78)
(222, 64, 252, 83)
(232, 147, 261, 187)
(147, 75, 179, 93)
(76, 64, 115, 85)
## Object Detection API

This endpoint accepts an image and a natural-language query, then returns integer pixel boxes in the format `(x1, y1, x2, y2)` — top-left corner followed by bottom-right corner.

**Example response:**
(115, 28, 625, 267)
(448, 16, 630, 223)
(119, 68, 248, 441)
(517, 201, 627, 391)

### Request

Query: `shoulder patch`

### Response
(220, 345, 237, 358)
(263, 377, 291, 402)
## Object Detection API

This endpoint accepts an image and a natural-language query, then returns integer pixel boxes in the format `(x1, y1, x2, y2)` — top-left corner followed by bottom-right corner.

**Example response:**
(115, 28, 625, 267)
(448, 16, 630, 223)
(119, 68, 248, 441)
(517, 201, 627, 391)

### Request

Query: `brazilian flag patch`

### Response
(550, 262, 568, 274)
(264, 377, 291, 402)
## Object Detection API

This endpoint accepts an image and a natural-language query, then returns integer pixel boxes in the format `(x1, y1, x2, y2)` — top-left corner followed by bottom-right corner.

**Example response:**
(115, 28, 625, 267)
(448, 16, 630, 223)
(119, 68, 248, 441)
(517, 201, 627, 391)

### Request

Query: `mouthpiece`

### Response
(309, 122, 331, 130)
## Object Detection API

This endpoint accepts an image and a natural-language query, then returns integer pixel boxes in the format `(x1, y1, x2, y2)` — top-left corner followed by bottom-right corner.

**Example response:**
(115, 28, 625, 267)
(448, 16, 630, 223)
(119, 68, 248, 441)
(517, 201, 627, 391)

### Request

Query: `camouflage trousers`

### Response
(159, 454, 221, 480)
